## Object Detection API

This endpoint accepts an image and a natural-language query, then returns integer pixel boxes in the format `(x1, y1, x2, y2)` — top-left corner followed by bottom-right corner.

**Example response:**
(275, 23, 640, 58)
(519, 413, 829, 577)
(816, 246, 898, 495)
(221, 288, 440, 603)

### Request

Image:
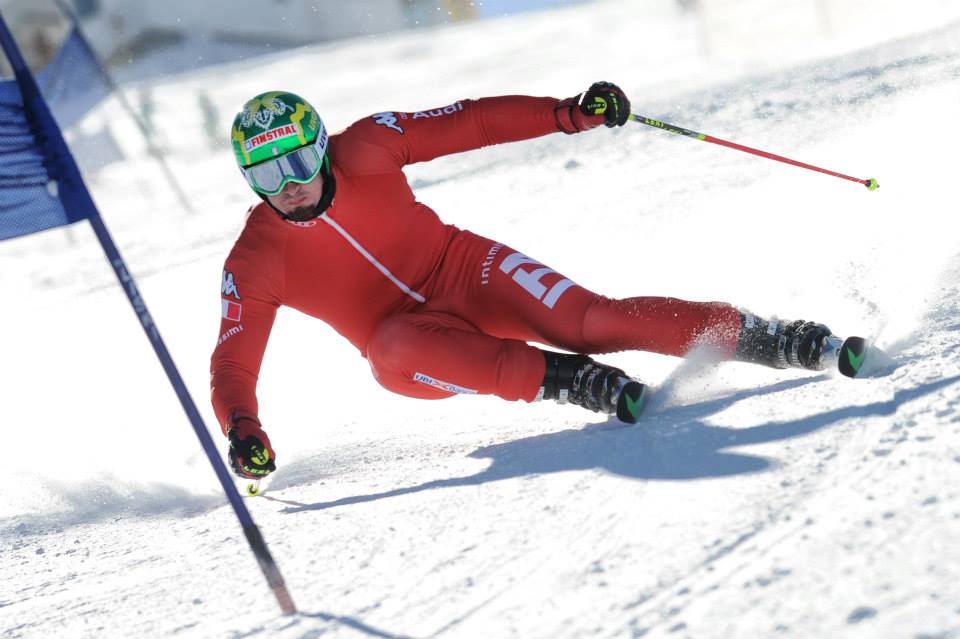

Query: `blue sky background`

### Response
(475, 0, 591, 17)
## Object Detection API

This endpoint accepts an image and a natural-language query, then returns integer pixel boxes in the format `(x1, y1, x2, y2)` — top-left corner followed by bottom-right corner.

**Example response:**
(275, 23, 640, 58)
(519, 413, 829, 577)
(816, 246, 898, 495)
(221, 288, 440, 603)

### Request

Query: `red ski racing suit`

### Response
(210, 95, 743, 431)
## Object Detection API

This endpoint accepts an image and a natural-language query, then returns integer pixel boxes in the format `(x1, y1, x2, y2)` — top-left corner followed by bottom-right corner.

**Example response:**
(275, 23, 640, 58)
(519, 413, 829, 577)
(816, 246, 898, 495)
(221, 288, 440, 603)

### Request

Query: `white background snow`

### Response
(2, 0, 960, 637)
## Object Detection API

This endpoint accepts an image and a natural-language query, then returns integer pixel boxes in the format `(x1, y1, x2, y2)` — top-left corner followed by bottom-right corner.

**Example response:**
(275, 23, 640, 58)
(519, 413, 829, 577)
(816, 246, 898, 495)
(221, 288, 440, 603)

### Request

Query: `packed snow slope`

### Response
(2, 1, 960, 637)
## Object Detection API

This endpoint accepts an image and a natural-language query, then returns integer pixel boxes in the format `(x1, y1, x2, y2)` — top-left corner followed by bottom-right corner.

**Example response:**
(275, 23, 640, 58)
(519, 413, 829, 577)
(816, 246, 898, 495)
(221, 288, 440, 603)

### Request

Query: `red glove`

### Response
(555, 81, 631, 134)
(225, 413, 277, 479)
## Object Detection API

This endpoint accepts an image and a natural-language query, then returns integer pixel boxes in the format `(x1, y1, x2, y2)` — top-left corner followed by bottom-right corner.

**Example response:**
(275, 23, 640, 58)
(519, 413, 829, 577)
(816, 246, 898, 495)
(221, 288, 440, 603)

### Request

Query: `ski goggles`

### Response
(241, 142, 325, 196)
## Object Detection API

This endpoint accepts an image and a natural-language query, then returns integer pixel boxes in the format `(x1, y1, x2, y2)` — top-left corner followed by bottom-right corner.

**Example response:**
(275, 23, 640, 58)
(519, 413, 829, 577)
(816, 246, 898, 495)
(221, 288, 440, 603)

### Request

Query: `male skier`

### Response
(213, 83, 838, 480)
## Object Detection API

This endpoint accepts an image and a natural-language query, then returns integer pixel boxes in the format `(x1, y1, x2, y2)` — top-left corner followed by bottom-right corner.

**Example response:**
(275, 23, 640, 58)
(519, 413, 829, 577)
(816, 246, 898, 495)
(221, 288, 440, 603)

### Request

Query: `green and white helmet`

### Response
(230, 91, 329, 196)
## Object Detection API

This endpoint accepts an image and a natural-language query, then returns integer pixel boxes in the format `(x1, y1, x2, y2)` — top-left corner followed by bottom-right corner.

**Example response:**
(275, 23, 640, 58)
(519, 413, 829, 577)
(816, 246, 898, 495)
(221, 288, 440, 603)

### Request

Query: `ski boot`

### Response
(538, 351, 648, 423)
(735, 312, 838, 371)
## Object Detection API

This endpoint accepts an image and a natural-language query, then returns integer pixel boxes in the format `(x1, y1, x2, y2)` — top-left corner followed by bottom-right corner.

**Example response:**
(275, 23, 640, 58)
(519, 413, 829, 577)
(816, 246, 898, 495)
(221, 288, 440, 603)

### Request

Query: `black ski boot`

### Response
(735, 311, 838, 371)
(538, 351, 648, 423)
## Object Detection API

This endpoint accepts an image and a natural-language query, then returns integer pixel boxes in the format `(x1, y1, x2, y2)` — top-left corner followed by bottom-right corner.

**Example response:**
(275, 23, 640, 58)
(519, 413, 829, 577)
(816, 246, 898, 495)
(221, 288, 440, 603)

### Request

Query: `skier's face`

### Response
(267, 173, 325, 221)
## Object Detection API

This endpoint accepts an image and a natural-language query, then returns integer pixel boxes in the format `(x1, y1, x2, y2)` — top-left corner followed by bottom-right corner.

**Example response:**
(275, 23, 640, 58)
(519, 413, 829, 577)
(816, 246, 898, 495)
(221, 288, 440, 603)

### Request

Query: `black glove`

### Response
(226, 414, 277, 480)
(555, 81, 631, 133)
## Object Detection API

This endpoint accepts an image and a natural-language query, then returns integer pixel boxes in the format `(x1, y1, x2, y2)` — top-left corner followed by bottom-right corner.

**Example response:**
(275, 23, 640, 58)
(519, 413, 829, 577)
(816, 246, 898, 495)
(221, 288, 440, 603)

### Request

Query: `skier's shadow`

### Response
(279, 374, 960, 514)
(295, 611, 412, 639)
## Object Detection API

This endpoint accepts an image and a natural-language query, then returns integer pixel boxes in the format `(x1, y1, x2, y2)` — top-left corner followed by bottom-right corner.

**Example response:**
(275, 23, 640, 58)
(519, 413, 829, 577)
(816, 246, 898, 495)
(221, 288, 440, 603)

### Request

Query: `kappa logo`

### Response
(373, 112, 404, 134)
(499, 252, 576, 309)
(221, 271, 240, 300)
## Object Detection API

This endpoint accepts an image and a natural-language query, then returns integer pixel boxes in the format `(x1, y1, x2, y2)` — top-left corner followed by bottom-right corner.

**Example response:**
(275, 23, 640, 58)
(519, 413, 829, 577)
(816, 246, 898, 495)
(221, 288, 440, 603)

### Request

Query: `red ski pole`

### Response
(629, 114, 879, 191)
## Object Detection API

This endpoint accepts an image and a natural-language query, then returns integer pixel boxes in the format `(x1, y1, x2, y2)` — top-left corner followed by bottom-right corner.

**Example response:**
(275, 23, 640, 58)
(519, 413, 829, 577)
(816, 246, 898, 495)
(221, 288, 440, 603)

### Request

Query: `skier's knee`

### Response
(367, 317, 417, 377)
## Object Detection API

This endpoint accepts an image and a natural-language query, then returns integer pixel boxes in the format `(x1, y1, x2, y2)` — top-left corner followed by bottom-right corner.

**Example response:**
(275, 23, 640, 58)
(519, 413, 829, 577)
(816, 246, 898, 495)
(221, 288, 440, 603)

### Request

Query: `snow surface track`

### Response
(2, 1, 960, 637)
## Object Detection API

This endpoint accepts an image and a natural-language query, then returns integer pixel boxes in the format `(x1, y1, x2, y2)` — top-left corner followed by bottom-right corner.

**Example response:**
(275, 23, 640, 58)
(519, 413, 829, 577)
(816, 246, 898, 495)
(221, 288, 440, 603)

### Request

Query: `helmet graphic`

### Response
(230, 91, 329, 195)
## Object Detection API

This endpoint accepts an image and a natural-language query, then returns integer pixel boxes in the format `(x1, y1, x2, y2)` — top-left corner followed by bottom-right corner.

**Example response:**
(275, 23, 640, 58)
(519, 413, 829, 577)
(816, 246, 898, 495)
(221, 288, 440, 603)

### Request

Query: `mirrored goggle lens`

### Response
(244, 145, 322, 195)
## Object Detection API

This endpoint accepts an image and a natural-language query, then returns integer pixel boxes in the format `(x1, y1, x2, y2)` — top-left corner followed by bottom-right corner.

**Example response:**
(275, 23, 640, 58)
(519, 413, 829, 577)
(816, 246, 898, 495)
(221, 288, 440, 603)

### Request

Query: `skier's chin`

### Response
(284, 204, 319, 222)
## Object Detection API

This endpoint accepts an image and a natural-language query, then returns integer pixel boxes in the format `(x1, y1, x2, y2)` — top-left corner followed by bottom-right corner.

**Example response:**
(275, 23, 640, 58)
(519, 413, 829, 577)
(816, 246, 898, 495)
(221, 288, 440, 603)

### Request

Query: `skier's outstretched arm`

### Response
(346, 81, 631, 168)
(210, 265, 280, 480)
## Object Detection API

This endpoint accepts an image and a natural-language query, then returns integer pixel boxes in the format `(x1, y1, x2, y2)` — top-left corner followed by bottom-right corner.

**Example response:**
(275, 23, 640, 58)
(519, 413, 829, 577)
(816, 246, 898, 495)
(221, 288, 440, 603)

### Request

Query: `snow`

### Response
(3, 0, 960, 637)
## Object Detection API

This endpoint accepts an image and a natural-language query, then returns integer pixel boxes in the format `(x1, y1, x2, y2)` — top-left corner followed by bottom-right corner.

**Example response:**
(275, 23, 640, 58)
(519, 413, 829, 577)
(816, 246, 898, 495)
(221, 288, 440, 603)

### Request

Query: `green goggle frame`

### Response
(241, 143, 327, 196)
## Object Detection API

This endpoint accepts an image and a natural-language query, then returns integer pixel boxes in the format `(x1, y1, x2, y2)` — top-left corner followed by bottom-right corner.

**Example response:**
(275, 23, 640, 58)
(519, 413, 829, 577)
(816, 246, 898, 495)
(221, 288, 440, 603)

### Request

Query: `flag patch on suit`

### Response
(221, 299, 242, 322)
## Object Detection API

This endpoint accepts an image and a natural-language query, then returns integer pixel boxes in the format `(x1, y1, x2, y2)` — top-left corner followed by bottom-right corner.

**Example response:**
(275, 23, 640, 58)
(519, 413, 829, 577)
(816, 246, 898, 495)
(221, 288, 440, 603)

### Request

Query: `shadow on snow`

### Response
(286, 611, 413, 639)
(279, 374, 960, 514)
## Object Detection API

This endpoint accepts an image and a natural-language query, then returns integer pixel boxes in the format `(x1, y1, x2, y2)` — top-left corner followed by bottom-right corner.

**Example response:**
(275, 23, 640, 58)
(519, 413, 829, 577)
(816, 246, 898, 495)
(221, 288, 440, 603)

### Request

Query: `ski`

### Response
(615, 380, 649, 423)
(824, 335, 892, 378)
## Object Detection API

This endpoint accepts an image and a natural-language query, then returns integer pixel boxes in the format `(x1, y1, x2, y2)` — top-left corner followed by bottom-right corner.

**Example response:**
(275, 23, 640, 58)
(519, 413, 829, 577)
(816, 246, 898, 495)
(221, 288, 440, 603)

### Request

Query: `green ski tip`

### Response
(616, 382, 648, 424)
(846, 346, 866, 373)
(838, 337, 868, 378)
(865, 178, 880, 191)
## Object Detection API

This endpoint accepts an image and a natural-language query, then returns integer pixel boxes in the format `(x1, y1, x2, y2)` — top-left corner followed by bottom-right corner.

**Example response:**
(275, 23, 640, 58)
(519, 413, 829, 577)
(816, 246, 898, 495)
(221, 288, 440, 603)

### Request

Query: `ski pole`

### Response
(628, 114, 879, 191)
(0, 10, 295, 615)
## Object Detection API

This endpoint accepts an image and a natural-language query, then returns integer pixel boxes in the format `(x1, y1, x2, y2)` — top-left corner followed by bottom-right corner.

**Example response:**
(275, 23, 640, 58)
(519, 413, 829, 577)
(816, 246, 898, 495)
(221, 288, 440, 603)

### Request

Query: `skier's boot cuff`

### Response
(538, 351, 647, 423)
(735, 312, 834, 370)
